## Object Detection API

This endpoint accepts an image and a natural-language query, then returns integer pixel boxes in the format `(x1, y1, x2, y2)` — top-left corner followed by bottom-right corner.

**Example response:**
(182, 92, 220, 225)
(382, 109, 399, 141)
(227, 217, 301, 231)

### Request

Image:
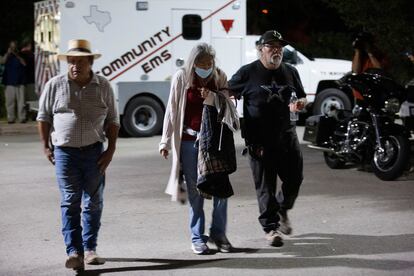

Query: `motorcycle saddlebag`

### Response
(303, 115, 336, 145)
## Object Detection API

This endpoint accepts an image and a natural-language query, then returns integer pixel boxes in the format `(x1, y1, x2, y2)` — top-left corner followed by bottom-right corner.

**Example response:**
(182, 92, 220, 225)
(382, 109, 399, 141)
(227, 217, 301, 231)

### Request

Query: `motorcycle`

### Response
(303, 72, 411, 181)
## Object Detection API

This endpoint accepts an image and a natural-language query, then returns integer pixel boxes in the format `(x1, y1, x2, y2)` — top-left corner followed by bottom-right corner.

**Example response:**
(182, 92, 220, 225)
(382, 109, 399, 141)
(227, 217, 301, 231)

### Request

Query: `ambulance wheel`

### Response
(122, 96, 164, 137)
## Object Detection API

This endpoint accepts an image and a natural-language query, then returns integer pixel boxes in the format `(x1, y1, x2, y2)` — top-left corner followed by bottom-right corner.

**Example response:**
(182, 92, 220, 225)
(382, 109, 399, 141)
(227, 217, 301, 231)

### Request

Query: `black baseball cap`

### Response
(258, 30, 289, 46)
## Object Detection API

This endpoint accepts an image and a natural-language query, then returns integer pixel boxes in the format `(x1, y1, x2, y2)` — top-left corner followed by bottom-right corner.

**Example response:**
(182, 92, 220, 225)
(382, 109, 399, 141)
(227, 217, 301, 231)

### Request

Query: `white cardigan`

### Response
(159, 68, 228, 201)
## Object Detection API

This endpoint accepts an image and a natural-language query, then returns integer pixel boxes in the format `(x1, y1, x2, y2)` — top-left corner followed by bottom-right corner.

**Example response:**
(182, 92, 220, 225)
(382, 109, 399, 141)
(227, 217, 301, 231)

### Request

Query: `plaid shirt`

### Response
(197, 105, 237, 176)
(196, 100, 237, 198)
(37, 73, 119, 147)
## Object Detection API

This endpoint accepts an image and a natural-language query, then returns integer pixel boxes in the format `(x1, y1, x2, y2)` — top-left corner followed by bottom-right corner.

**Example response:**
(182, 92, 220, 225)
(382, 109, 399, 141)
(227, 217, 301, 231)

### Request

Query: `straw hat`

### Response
(57, 39, 101, 60)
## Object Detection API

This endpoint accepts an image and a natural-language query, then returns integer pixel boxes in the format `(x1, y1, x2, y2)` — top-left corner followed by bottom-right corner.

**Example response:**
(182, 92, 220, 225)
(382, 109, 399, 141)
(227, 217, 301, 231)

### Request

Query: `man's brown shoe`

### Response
(84, 250, 105, 265)
(278, 211, 293, 235)
(265, 230, 284, 247)
(209, 235, 233, 253)
(65, 253, 84, 270)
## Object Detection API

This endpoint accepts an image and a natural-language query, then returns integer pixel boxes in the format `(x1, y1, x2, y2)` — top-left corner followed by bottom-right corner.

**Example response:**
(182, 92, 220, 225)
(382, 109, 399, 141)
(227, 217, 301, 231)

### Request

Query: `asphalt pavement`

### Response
(0, 128, 414, 276)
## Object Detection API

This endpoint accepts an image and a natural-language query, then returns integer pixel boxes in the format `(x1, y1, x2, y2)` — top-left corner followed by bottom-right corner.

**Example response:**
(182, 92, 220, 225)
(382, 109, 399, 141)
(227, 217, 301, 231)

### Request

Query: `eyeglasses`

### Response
(264, 44, 283, 50)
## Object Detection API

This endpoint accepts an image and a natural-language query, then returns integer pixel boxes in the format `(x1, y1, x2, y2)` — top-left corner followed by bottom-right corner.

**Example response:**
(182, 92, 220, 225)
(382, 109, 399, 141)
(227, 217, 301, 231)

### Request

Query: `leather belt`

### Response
(78, 142, 102, 151)
(58, 142, 102, 151)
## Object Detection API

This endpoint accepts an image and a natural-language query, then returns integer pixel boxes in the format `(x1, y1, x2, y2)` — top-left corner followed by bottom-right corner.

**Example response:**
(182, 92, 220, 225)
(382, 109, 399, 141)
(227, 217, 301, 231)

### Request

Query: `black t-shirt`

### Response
(228, 60, 306, 146)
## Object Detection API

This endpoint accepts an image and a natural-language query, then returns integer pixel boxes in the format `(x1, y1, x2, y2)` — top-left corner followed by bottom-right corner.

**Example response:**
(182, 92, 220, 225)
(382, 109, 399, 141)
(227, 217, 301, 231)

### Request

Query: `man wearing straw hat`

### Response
(37, 39, 119, 270)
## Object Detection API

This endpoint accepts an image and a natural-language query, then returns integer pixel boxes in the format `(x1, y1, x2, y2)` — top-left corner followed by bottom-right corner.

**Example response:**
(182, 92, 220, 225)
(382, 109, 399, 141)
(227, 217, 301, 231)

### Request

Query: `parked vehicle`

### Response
(303, 72, 410, 181)
(34, 0, 351, 137)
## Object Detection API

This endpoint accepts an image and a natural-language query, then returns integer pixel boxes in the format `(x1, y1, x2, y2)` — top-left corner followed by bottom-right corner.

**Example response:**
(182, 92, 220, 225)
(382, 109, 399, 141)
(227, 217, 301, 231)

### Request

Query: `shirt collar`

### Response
(90, 72, 100, 85)
(65, 71, 100, 86)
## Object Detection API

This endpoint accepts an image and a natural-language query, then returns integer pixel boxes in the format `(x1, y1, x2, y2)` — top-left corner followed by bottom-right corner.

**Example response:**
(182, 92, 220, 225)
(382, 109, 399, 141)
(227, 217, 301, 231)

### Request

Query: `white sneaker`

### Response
(191, 243, 210, 254)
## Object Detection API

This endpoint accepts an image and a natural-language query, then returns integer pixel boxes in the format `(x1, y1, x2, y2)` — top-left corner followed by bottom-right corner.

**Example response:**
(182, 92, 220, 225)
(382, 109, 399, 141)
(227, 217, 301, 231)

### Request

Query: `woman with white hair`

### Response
(159, 43, 234, 254)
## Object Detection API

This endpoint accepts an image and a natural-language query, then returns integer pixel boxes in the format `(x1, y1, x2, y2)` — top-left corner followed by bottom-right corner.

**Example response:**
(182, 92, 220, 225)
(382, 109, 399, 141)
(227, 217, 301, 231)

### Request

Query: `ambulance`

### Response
(34, 0, 352, 137)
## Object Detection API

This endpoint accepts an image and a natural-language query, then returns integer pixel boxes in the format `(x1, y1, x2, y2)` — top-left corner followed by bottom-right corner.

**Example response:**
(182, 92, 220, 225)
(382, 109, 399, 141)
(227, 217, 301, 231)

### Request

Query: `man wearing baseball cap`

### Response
(37, 39, 119, 270)
(228, 30, 306, 247)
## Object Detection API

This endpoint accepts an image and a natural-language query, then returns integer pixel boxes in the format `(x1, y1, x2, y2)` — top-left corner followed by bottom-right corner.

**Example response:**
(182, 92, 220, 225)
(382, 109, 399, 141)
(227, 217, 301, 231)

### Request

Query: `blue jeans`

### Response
(54, 143, 105, 255)
(180, 141, 228, 245)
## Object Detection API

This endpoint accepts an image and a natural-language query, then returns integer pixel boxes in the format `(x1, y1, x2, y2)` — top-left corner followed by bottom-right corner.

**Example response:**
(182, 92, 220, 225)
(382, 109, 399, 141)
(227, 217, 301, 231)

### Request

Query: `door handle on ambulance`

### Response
(176, 58, 184, 67)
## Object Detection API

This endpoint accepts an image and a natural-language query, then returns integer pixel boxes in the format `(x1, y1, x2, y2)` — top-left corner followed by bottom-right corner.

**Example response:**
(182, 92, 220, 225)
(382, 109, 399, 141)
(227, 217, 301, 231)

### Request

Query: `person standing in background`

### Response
(351, 31, 387, 74)
(20, 39, 36, 104)
(0, 40, 26, 123)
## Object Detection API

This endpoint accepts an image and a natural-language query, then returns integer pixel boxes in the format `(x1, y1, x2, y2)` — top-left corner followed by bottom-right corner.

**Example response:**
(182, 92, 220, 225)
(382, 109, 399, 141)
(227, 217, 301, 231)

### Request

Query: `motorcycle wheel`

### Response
(324, 152, 346, 169)
(371, 135, 410, 181)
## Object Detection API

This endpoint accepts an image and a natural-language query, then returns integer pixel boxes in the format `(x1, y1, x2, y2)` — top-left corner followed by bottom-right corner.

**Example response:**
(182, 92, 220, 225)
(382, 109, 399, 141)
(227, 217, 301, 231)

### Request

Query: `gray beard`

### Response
(270, 56, 282, 68)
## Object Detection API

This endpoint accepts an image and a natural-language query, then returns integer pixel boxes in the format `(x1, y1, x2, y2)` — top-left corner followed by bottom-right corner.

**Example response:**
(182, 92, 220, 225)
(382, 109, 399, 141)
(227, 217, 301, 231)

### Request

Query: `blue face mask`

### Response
(195, 66, 213, 79)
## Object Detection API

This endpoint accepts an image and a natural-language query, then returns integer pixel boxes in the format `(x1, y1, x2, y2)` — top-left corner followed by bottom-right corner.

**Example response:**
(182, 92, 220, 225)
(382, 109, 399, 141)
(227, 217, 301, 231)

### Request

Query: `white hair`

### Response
(183, 43, 218, 87)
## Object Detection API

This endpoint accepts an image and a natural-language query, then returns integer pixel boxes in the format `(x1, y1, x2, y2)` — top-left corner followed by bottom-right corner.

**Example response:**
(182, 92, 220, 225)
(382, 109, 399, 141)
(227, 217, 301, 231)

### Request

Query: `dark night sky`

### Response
(0, 0, 35, 52)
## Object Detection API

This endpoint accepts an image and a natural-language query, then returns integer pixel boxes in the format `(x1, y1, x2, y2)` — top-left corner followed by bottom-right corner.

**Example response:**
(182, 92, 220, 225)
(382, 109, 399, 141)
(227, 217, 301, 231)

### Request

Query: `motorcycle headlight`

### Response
(384, 98, 400, 114)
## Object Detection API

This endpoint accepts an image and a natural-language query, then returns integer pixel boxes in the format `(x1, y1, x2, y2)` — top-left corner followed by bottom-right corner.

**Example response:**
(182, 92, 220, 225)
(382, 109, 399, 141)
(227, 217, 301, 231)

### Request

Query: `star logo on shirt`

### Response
(261, 81, 284, 103)
(261, 81, 282, 95)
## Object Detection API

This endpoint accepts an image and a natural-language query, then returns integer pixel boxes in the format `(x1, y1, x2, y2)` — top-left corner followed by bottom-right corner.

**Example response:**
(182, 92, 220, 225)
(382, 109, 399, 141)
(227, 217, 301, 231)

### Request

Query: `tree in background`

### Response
(247, 0, 353, 61)
(247, 0, 414, 84)
(323, 0, 414, 83)
(0, 0, 34, 119)
(0, 0, 34, 53)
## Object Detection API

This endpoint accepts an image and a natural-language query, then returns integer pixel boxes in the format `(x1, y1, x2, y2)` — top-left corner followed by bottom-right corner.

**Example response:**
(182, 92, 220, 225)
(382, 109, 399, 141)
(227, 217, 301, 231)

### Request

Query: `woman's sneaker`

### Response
(191, 243, 210, 254)
(209, 235, 233, 253)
